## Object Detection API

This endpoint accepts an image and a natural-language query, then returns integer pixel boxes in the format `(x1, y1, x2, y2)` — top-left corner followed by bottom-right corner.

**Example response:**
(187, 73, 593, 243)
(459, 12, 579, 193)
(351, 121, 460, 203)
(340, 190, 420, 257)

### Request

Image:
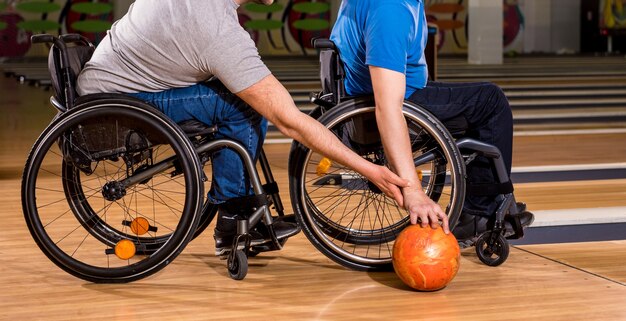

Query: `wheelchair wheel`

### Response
(289, 97, 465, 271)
(22, 100, 204, 283)
(63, 123, 216, 255)
(227, 250, 248, 280)
(475, 232, 509, 267)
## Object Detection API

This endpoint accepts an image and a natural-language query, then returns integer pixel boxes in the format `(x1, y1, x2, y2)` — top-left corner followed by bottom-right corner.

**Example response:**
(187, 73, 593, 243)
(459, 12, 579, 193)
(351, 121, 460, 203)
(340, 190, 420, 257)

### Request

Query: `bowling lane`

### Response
(516, 241, 626, 284)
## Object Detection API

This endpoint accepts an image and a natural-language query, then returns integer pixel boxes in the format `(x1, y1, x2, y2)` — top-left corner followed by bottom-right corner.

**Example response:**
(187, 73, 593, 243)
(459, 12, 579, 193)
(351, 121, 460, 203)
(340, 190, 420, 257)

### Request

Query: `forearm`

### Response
(375, 101, 422, 191)
(283, 105, 376, 176)
(368, 67, 447, 230)
(370, 67, 422, 191)
(237, 73, 409, 208)
(236, 74, 376, 176)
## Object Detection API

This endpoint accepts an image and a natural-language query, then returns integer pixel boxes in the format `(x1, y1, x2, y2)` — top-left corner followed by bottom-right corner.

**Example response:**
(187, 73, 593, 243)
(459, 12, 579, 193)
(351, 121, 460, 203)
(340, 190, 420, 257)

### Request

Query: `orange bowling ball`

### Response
(392, 224, 460, 291)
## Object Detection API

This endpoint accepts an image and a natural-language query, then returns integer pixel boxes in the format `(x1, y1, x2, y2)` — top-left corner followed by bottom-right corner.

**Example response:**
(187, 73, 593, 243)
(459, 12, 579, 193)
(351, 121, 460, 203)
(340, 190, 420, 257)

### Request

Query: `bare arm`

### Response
(235, 74, 409, 206)
(369, 66, 449, 233)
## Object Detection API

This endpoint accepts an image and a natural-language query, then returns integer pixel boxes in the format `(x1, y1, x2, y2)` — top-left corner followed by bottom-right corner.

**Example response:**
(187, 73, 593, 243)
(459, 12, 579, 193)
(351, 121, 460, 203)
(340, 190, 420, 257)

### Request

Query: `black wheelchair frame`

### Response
(298, 38, 526, 267)
(21, 34, 525, 283)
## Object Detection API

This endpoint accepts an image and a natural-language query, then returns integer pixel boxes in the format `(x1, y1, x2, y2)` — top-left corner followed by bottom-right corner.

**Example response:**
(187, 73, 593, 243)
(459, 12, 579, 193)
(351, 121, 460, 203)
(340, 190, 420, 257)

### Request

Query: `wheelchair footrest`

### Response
(504, 212, 526, 240)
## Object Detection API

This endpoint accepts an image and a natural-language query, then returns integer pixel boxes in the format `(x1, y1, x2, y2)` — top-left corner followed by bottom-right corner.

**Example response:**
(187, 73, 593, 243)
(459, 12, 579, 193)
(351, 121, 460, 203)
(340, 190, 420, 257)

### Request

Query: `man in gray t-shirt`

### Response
(77, 0, 447, 257)
(78, 0, 269, 96)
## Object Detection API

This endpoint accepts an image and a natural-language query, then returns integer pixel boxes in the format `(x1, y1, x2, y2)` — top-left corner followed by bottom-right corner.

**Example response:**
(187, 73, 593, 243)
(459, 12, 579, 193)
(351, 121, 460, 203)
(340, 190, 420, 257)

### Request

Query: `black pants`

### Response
(408, 81, 513, 217)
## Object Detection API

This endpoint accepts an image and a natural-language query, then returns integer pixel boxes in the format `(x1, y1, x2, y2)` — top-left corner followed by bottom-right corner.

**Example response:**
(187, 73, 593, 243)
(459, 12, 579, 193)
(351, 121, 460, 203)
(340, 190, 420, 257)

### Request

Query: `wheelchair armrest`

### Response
(312, 38, 336, 50)
(31, 34, 56, 44)
(309, 92, 336, 109)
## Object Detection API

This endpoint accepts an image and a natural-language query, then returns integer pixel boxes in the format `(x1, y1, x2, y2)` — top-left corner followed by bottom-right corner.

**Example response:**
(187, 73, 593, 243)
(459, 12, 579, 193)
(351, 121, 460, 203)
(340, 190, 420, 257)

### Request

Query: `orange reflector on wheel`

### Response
(115, 239, 136, 260)
(130, 217, 150, 235)
(316, 157, 332, 176)
(417, 169, 423, 181)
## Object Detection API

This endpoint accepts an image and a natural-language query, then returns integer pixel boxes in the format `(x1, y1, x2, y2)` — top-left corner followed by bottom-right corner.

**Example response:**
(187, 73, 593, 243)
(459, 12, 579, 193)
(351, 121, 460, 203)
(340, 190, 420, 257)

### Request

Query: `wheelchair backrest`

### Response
(33, 34, 95, 111)
(313, 38, 346, 105)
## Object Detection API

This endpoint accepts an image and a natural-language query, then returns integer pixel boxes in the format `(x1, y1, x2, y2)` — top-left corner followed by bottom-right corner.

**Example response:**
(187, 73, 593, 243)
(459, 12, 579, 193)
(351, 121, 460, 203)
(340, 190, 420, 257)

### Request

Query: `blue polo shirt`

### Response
(330, 0, 428, 98)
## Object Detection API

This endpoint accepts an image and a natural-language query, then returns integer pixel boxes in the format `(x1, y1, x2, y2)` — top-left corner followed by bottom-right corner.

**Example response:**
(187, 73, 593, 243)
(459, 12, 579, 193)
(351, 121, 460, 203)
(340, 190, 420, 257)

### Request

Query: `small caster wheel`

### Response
(228, 250, 248, 280)
(475, 231, 509, 267)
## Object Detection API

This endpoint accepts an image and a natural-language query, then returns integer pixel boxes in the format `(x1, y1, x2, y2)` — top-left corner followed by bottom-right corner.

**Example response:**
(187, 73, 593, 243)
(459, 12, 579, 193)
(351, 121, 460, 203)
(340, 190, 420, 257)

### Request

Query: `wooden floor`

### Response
(1, 77, 626, 320)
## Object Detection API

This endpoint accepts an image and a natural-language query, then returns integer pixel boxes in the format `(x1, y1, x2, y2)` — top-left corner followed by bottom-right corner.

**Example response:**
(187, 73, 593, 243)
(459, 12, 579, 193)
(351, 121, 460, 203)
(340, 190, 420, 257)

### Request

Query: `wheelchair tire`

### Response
(289, 97, 465, 271)
(227, 250, 248, 280)
(22, 100, 204, 283)
(475, 232, 509, 267)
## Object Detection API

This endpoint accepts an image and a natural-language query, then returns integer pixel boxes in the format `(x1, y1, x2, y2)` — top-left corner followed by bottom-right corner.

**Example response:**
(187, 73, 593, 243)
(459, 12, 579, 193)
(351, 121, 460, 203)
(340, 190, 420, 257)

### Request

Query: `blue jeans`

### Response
(129, 81, 267, 204)
(408, 81, 513, 217)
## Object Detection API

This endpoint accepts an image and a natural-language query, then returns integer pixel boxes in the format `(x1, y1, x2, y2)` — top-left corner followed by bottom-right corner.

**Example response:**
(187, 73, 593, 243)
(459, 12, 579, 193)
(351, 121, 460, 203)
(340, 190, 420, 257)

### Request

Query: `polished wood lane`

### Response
(0, 174, 625, 320)
(2, 65, 626, 320)
(2, 144, 625, 320)
(514, 179, 626, 210)
(519, 241, 626, 283)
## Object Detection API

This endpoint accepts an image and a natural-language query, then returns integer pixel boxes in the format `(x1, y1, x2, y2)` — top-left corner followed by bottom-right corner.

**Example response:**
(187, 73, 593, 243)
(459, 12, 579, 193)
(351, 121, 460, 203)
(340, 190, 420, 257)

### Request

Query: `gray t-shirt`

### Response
(77, 0, 271, 95)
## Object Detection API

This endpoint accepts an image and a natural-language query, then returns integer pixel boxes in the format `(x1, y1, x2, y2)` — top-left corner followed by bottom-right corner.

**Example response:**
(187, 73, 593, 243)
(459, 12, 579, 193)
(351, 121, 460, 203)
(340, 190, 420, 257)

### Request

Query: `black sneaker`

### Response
(514, 202, 527, 214)
(214, 227, 267, 257)
(503, 210, 534, 239)
(253, 214, 301, 240)
(503, 202, 534, 236)
(452, 207, 534, 248)
(452, 214, 489, 249)
(214, 214, 300, 257)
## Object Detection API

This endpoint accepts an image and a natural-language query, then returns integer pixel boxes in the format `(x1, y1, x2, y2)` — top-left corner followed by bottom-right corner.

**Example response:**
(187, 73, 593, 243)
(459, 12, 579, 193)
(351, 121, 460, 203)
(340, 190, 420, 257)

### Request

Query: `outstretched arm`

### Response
(235, 74, 409, 206)
(369, 66, 449, 233)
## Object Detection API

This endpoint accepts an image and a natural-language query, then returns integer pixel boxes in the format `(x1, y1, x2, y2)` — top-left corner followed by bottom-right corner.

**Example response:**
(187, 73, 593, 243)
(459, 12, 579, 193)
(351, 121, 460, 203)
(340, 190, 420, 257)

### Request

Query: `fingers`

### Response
(423, 209, 439, 229)
(381, 187, 403, 208)
(407, 203, 450, 234)
(440, 210, 450, 234)
(376, 167, 406, 207)
(385, 167, 410, 188)
(389, 185, 404, 208)
(428, 206, 450, 234)
(410, 209, 434, 228)
(410, 213, 418, 225)
(374, 166, 450, 233)
(420, 213, 430, 228)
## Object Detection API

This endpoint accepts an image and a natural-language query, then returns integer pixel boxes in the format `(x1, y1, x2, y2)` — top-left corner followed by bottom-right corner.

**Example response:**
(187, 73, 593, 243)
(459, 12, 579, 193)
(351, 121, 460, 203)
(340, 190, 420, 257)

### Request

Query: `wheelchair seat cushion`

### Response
(177, 119, 218, 137)
(74, 92, 149, 106)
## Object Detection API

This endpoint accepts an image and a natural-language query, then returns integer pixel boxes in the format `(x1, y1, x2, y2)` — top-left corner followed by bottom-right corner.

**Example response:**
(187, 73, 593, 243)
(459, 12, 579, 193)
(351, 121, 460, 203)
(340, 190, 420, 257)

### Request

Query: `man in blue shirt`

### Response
(330, 0, 533, 245)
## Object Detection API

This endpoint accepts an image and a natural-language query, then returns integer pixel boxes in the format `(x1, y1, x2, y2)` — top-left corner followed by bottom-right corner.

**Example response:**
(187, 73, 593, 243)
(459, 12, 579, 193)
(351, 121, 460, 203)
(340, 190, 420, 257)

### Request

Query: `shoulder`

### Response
(365, 0, 417, 32)
(367, 0, 418, 23)
(369, 0, 419, 11)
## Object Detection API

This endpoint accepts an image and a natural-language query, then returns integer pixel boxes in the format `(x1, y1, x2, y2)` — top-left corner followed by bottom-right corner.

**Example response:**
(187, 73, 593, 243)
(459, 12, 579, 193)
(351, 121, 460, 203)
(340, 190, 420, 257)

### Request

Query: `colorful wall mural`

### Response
(237, 0, 525, 55)
(2, 0, 582, 59)
(600, 0, 626, 30)
(238, 0, 331, 55)
(0, 0, 113, 58)
(425, 0, 467, 53)
(424, 0, 524, 54)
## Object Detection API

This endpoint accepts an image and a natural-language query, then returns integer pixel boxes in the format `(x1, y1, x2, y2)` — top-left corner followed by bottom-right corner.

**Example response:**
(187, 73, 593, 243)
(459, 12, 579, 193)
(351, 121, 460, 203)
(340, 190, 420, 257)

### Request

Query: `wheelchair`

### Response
(21, 34, 524, 284)
(290, 38, 529, 269)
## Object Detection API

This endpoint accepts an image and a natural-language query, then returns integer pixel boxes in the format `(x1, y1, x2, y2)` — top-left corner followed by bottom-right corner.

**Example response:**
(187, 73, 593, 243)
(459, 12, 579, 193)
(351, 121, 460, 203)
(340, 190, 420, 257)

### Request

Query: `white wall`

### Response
(550, 0, 580, 53)
(468, 0, 503, 64)
(521, 0, 551, 53)
(520, 0, 581, 54)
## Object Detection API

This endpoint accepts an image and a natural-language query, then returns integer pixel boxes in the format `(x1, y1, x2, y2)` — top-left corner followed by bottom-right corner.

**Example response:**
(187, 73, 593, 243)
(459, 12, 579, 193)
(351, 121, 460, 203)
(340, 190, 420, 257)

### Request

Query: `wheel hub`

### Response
(102, 181, 127, 201)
